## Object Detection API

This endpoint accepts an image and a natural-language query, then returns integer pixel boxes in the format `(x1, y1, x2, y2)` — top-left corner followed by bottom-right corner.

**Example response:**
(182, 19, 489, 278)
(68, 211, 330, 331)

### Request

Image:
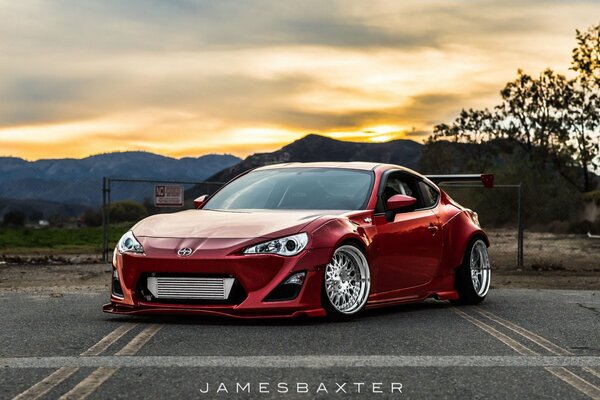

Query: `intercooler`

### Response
(146, 276, 236, 300)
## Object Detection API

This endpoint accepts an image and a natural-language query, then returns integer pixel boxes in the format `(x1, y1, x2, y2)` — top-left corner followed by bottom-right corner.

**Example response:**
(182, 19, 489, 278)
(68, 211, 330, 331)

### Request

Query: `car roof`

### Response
(254, 161, 379, 171)
(254, 162, 422, 176)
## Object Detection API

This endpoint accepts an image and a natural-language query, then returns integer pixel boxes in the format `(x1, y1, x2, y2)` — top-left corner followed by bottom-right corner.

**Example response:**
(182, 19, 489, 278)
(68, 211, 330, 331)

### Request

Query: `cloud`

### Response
(0, 0, 599, 159)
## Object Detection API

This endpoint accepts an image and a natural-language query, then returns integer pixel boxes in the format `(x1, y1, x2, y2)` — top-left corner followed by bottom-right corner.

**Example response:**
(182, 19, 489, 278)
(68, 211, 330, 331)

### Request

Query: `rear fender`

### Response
(444, 211, 489, 270)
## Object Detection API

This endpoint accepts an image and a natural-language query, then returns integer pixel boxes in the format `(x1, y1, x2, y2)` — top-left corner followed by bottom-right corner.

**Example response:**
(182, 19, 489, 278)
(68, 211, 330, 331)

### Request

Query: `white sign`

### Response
(154, 184, 184, 207)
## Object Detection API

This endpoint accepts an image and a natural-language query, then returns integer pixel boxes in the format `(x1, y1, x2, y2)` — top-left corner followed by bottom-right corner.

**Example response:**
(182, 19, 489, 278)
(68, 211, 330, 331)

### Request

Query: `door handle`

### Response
(428, 224, 439, 234)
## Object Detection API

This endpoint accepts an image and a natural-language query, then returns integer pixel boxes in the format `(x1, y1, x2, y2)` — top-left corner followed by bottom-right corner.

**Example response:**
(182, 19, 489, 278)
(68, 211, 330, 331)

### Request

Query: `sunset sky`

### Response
(1, 0, 599, 160)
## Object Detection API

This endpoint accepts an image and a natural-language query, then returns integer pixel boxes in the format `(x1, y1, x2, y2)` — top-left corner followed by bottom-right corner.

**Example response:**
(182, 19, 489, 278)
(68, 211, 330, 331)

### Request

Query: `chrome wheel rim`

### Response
(325, 245, 370, 314)
(470, 240, 491, 297)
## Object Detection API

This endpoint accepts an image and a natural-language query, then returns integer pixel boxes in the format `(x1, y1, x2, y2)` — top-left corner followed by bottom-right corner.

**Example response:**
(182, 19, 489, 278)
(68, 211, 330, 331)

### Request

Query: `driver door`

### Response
(372, 172, 442, 293)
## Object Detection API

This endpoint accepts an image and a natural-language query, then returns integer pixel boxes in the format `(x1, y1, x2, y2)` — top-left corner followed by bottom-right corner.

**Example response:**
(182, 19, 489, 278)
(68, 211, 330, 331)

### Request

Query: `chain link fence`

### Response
(442, 184, 599, 272)
(101, 177, 599, 271)
(440, 184, 523, 269)
(101, 177, 224, 261)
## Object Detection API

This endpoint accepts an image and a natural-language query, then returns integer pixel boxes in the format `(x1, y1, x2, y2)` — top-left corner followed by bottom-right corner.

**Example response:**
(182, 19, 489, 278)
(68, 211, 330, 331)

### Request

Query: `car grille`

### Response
(146, 276, 235, 300)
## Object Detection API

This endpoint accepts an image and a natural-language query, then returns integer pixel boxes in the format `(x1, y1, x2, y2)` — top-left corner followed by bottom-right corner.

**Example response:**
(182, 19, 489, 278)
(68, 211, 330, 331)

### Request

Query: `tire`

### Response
(322, 244, 371, 321)
(452, 238, 491, 305)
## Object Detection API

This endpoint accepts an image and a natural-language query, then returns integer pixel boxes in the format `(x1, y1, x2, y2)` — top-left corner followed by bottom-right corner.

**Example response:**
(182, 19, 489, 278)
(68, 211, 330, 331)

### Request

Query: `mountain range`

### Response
(0, 134, 425, 220)
(206, 134, 422, 183)
(0, 152, 241, 218)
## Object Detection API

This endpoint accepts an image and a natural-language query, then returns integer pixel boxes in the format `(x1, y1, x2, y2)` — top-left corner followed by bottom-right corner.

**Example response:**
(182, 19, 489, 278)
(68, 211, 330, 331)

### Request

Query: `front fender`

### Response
(309, 217, 370, 255)
(306, 217, 377, 284)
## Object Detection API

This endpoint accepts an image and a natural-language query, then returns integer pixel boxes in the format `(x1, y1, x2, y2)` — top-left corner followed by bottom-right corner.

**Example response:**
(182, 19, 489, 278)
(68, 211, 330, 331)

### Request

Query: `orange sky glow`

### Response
(1, 1, 599, 160)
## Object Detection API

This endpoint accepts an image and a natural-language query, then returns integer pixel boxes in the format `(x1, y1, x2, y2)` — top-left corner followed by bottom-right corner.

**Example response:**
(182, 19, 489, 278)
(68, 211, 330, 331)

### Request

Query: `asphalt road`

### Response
(1, 289, 599, 399)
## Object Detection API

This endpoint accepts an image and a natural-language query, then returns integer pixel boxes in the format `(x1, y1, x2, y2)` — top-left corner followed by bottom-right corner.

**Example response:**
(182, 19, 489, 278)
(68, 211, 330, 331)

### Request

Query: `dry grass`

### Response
(488, 229, 600, 272)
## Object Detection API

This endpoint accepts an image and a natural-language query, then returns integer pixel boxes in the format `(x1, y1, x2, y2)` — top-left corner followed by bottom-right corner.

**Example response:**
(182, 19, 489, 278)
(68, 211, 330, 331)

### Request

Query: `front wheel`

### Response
(453, 238, 491, 305)
(322, 244, 371, 320)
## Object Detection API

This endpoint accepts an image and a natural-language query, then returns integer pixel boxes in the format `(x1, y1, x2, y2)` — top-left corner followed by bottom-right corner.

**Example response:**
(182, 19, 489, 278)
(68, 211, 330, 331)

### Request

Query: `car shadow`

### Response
(361, 298, 453, 320)
(103, 299, 457, 327)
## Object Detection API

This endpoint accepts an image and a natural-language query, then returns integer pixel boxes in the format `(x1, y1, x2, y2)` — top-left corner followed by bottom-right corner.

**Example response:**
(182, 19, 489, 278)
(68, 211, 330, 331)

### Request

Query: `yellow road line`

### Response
(12, 323, 137, 400)
(452, 308, 535, 355)
(58, 368, 118, 400)
(585, 368, 600, 380)
(115, 324, 162, 356)
(475, 308, 572, 355)
(58, 324, 162, 400)
(81, 324, 138, 356)
(453, 307, 600, 399)
(475, 308, 600, 383)
(546, 367, 600, 399)
(12, 367, 80, 400)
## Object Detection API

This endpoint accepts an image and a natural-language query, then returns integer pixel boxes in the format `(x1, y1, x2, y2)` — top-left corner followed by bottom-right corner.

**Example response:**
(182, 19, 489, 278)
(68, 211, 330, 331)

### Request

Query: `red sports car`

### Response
(103, 162, 493, 320)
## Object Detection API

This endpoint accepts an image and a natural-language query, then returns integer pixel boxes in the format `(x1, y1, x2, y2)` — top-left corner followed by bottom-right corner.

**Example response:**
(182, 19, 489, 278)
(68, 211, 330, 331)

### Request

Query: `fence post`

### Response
(107, 178, 111, 262)
(101, 178, 111, 263)
(102, 177, 108, 263)
(517, 183, 524, 267)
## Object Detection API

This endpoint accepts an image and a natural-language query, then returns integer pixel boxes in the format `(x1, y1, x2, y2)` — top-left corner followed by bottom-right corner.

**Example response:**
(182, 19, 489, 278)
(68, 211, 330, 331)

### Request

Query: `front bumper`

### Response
(102, 303, 327, 318)
(103, 246, 331, 318)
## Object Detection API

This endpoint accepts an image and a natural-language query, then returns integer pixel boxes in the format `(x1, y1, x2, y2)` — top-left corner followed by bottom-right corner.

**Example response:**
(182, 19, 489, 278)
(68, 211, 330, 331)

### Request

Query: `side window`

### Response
(418, 181, 439, 208)
(376, 172, 420, 213)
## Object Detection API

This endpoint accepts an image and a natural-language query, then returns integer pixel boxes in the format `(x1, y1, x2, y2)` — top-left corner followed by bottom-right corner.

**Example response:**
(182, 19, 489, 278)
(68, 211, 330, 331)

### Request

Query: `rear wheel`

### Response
(453, 238, 491, 305)
(322, 244, 371, 320)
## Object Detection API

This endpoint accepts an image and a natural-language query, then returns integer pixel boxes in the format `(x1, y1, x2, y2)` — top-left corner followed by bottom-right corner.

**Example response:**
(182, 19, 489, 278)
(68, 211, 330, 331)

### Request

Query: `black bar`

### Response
(426, 174, 494, 188)
(517, 183, 524, 267)
(101, 177, 108, 263)
(108, 178, 227, 185)
(106, 178, 111, 263)
(438, 184, 520, 188)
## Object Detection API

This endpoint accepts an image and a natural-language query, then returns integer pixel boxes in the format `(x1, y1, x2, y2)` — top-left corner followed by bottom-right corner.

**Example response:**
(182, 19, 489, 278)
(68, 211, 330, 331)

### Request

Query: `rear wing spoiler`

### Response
(425, 174, 494, 189)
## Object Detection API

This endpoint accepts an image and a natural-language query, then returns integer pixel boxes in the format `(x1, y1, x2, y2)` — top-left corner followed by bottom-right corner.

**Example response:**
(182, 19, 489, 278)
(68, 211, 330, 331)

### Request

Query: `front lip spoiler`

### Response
(102, 303, 327, 319)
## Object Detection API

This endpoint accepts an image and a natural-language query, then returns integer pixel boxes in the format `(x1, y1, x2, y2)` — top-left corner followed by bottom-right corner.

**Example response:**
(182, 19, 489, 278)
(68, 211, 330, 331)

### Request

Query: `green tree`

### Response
(431, 23, 600, 193)
(567, 79, 599, 191)
(572, 24, 600, 87)
(569, 24, 600, 191)
(496, 69, 537, 150)
(433, 108, 495, 144)
(3, 211, 26, 227)
(497, 69, 572, 161)
(109, 201, 148, 223)
(431, 108, 496, 171)
(82, 208, 103, 227)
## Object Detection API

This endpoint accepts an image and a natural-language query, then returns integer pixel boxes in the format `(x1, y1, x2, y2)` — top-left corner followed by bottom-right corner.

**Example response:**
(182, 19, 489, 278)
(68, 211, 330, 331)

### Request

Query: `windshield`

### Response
(204, 168, 374, 211)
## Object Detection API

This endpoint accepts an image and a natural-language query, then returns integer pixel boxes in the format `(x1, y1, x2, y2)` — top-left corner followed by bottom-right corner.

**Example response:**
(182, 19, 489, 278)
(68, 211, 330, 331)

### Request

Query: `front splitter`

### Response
(102, 302, 327, 319)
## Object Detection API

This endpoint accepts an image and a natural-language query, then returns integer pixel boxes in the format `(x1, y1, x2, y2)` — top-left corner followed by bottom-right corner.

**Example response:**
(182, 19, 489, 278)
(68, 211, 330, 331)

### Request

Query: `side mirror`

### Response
(194, 195, 208, 209)
(386, 194, 417, 211)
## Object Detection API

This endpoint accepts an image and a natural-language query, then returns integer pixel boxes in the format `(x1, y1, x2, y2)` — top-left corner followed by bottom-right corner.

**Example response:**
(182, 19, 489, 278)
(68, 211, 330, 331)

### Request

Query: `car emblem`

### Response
(177, 247, 193, 257)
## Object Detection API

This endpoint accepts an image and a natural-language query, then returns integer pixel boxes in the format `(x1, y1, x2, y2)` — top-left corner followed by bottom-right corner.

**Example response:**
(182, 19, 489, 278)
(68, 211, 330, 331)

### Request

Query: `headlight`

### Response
(243, 233, 308, 256)
(472, 211, 480, 227)
(117, 231, 144, 254)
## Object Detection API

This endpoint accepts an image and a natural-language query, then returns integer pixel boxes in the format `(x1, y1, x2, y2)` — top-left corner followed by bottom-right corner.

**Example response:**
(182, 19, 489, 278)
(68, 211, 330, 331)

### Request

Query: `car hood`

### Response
(132, 209, 344, 239)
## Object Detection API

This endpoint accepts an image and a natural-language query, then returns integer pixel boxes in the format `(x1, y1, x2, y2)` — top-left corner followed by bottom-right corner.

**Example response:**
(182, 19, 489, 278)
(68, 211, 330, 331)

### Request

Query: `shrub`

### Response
(109, 201, 147, 223)
(82, 209, 103, 227)
(583, 190, 600, 206)
(3, 211, 26, 227)
(569, 220, 594, 234)
(546, 220, 570, 234)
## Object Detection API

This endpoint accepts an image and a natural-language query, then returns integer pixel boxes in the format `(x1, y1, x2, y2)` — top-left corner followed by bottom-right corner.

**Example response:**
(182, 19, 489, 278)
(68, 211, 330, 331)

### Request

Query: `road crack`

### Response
(576, 303, 600, 317)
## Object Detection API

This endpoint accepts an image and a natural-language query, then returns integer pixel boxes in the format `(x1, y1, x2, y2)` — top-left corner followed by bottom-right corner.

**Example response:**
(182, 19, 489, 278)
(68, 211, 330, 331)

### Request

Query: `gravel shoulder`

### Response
(0, 264, 110, 295)
(1, 263, 598, 295)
